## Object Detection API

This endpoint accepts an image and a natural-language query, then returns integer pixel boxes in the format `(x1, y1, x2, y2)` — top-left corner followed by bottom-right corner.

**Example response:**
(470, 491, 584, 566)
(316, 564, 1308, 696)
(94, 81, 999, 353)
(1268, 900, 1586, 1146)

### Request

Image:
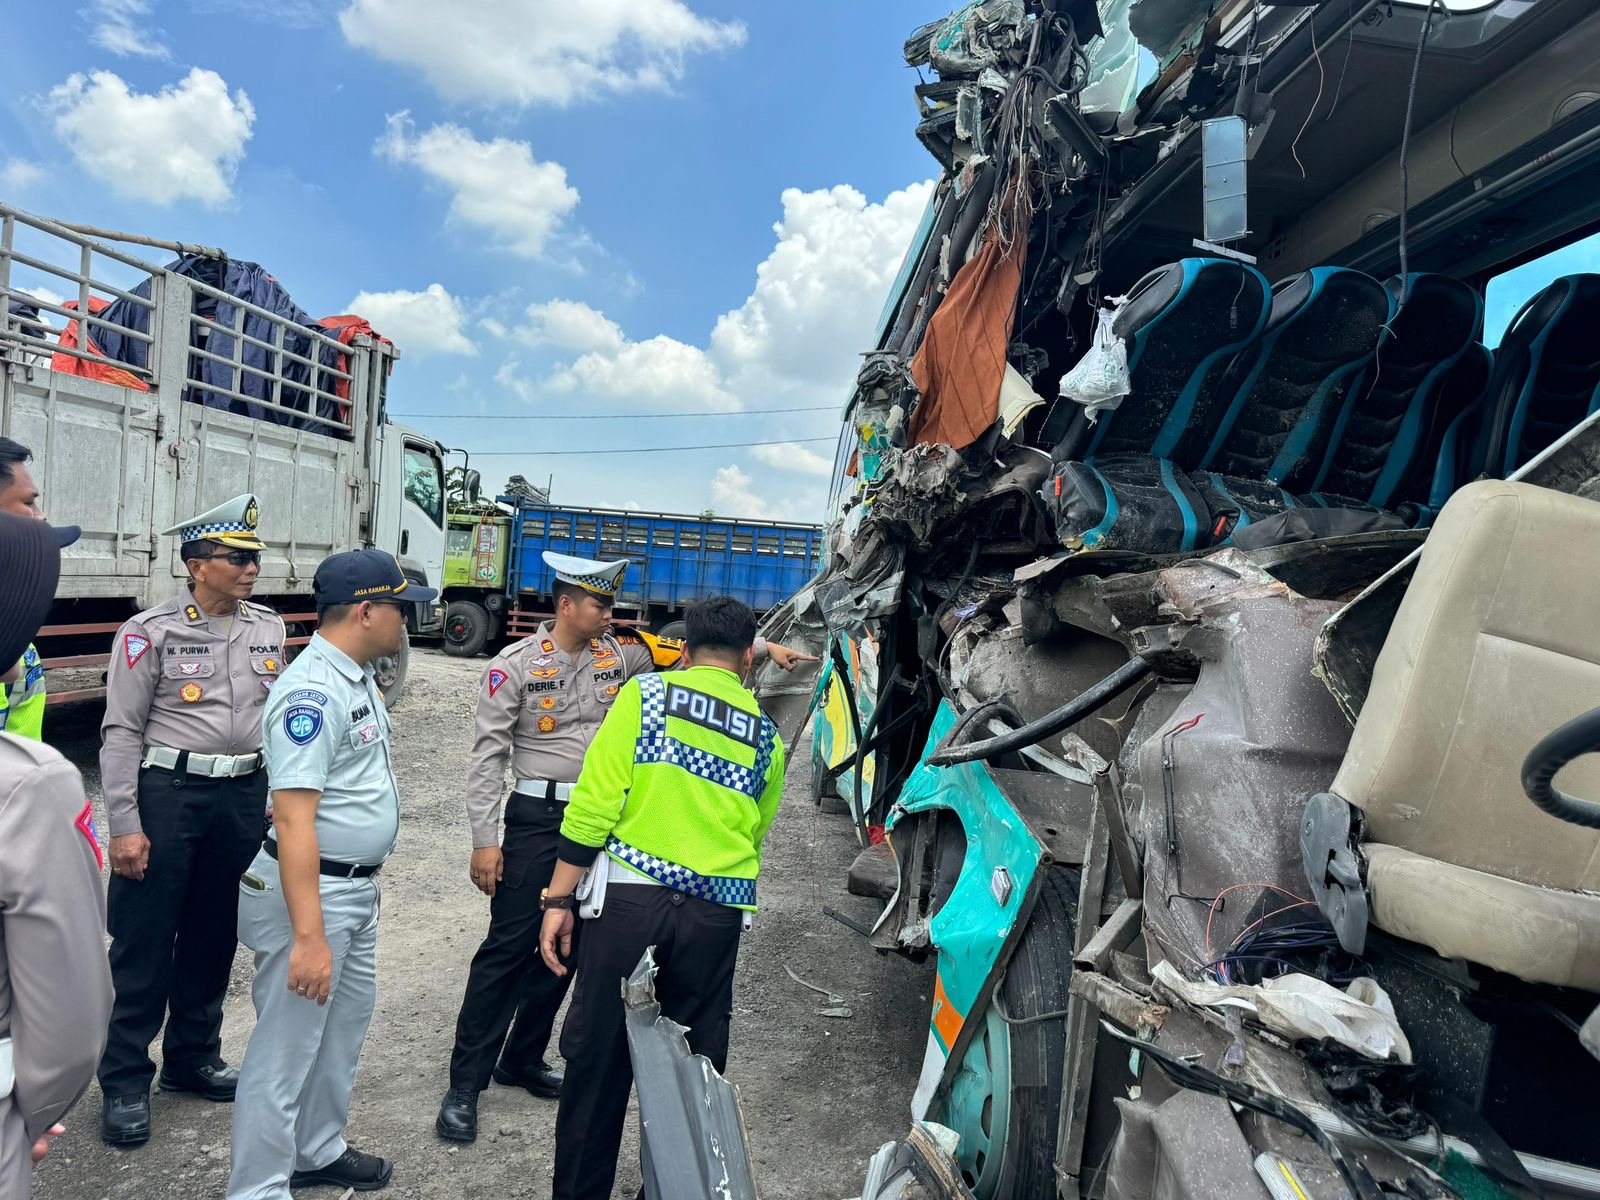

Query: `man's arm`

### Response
(464, 655, 521, 850)
(262, 687, 344, 1005)
(271, 788, 333, 1005)
(0, 757, 113, 1143)
(751, 735, 787, 870)
(556, 679, 641, 865)
(100, 619, 159, 877)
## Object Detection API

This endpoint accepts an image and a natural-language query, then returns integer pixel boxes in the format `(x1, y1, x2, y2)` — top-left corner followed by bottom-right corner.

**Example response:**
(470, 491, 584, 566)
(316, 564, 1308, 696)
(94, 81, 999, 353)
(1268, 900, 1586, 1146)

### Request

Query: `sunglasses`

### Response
(198, 548, 261, 567)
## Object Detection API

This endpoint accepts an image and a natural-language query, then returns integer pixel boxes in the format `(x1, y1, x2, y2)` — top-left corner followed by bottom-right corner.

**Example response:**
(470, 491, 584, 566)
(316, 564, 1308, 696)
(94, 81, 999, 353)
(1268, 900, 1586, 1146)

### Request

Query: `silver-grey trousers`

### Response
(226, 848, 380, 1200)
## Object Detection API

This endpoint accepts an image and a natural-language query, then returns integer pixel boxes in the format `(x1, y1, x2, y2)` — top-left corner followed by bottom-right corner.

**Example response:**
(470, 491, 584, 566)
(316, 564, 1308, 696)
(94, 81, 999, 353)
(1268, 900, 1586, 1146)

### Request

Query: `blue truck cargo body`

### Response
(506, 501, 822, 615)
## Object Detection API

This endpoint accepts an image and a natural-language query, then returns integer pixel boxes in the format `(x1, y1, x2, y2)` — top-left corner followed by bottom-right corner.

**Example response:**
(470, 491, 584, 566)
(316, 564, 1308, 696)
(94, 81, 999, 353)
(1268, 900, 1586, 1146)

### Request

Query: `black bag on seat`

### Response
(1040, 453, 1210, 554)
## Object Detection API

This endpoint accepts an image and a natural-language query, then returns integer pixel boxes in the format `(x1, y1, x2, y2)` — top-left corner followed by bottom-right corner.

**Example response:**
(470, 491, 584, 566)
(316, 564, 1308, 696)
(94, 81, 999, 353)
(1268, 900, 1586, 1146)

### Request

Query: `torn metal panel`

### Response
(624, 949, 758, 1200)
(858, 1122, 977, 1200)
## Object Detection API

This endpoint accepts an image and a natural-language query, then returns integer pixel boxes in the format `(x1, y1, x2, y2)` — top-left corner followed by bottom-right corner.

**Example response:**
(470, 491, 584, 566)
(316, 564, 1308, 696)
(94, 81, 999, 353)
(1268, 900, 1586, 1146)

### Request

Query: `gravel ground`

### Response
(32, 648, 931, 1199)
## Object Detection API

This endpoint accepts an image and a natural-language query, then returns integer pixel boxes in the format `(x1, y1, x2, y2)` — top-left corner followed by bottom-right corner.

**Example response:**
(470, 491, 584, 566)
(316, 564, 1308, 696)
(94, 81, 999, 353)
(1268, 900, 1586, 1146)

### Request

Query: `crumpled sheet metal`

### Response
(624, 948, 758, 1200)
(856, 1122, 976, 1200)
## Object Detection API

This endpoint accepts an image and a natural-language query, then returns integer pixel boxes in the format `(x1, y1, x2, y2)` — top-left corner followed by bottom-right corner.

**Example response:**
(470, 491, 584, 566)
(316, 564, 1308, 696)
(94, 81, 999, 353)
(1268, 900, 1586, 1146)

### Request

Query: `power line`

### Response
(390, 405, 836, 420)
(462, 437, 835, 457)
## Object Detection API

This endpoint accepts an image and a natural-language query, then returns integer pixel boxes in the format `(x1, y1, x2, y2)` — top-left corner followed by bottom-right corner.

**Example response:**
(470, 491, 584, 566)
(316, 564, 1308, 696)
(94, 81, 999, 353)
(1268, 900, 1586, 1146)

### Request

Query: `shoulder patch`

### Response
(76, 799, 104, 870)
(487, 668, 509, 697)
(613, 632, 644, 645)
(185, 605, 202, 622)
(284, 703, 324, 745)
(125, 633, 151, 667)
(540, 638, 556, 654)
(285, 688, 330, 706)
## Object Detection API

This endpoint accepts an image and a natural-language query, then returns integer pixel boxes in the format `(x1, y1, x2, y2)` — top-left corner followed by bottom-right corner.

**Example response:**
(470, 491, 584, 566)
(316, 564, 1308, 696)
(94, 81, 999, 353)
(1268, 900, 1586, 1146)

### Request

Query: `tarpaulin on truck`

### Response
(53, 254, 364, 438)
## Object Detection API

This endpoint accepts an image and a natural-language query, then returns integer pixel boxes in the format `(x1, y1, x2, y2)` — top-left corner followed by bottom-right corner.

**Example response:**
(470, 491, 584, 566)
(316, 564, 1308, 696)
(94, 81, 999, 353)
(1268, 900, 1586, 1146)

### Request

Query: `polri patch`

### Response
(487, 668, 509, 697)
(537, 715, 557, 734)
(285, 704, 323, 745)
(125, 634, 151, 668)
(539, 696, 556, 710)
(180, 682, 204, 703)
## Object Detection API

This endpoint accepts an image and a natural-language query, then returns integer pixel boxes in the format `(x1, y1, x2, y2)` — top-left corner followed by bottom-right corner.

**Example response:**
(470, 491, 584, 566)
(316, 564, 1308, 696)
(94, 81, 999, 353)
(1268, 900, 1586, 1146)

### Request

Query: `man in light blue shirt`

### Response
(227, 549, 436, 1199)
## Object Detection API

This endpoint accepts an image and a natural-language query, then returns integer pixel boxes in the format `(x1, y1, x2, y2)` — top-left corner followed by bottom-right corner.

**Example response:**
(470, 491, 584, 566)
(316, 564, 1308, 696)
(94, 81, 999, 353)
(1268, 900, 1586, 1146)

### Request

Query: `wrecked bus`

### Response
(778, 1, 1600, 1197)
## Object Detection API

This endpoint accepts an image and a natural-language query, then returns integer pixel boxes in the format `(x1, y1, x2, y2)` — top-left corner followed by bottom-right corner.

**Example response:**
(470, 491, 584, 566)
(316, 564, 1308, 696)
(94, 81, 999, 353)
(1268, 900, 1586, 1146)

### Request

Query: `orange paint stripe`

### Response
(931, 972, 964, 1050)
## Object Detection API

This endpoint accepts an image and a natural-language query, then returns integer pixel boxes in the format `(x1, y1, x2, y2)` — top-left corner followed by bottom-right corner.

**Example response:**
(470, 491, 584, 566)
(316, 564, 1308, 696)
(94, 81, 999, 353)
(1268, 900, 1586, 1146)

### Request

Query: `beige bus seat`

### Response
(1303, 480, 1600, 990)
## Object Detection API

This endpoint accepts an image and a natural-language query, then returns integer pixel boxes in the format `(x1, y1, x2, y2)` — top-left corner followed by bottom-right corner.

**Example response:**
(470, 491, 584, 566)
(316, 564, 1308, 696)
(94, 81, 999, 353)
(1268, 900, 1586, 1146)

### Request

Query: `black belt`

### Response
(261, 838, 382, 879)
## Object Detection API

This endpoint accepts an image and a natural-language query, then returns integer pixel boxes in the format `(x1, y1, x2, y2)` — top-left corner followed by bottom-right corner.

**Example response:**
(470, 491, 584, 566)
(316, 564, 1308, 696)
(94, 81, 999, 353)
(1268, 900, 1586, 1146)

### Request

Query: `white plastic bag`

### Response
(1058, 305, 1131, 422)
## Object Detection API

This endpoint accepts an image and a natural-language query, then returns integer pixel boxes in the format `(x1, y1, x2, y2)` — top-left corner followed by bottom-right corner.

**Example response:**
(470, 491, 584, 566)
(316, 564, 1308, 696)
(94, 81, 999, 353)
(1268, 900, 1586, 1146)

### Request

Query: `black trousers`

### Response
(552, 884, 743, 1200)
(98, 765, 266, 1096)
(448, 792, 579, 1091)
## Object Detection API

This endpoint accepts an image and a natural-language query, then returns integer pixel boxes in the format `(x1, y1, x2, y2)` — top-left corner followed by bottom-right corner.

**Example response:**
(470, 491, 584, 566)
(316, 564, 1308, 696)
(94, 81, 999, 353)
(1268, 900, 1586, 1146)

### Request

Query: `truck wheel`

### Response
(654, 620, 687, 641)
(444, 600, 490, 658)
(944, 867, 1079, 1199)
(373, 627, 411, 709)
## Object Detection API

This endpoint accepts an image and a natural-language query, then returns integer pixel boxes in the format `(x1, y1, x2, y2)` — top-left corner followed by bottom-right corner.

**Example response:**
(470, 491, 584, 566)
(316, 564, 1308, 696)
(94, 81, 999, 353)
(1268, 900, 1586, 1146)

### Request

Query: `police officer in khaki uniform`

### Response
(0, 512, 113, 1197)
(436, 553, 812, 1141)
(98, 495, 287, 1147)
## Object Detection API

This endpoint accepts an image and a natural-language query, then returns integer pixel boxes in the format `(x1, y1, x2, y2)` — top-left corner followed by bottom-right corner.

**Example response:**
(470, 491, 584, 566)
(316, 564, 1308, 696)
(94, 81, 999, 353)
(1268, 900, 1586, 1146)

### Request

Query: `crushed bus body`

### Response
(762, 2, 1600, 1196)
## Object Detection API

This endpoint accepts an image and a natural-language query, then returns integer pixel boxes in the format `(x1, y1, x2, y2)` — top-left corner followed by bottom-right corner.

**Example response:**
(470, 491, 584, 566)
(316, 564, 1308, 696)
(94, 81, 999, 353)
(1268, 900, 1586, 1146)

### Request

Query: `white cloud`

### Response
(710, 465, 770, 519)
(89, 0, 172, 60)
(495, 357, 536, 403)
(520, 300, 624, 354)
(339, 0, 745, 108)
(347, 283, 476, 356)
(750, 441, 831, 476)
(46, 69, 254, 208)
(550, 335, 736, 411)
(376, 113, 578, 259)
(711, 181, 935, 393)
(0, 160, 45, 192)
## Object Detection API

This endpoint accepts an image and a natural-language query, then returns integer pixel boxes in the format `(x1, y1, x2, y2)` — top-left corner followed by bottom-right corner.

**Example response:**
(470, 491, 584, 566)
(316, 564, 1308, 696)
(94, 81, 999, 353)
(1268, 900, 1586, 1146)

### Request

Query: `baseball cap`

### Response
(313, 548, 439, 607)
(52, 523, 81, 547)
(0, 513, 61, 674)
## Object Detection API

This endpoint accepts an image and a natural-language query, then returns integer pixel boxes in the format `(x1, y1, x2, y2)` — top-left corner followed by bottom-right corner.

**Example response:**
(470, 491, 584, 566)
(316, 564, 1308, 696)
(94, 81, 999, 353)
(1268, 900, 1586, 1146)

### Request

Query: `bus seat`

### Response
(1302, 481, 1600, 990)
(1313, 274, 1482, 509)
(1196, 267, 1394, 488)
(1480, 274, 1600, 478)
(1077, 258, 1271, 462)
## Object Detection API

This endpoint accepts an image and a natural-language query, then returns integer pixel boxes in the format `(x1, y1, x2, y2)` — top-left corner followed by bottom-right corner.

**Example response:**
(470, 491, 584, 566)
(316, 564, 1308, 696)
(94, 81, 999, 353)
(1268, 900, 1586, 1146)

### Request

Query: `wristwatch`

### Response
(540, 888, 577, 912)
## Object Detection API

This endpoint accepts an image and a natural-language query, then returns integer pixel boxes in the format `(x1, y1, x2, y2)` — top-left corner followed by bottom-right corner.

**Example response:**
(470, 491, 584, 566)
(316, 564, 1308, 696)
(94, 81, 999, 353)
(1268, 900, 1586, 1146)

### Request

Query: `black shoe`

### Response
(493, 1059, 562, 1099)
(158, 1060, 239, 1102)
(290, 1146, 393, 1191)
(100, 1092, 151, 1147)
(435, 1086, 480, 1143)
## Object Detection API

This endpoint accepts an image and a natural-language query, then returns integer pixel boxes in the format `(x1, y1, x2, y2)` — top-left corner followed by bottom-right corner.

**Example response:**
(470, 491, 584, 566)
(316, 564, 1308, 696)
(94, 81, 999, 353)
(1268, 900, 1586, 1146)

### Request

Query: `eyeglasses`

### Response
(197, 548, 261, 567)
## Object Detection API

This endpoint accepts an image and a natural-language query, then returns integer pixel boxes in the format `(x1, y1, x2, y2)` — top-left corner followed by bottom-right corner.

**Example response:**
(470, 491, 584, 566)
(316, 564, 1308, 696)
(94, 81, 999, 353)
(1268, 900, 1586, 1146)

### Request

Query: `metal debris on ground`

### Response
(784, 962, 855, 1019)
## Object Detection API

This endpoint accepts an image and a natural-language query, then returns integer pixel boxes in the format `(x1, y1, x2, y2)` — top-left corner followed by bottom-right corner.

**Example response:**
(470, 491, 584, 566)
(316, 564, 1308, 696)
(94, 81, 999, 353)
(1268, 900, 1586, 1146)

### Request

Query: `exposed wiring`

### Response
(1398, 0, 1443, 286)
(1289, 6, 1327, 179)
(991, 991, 1070, 1026)
(1203, 882, 1313, 964)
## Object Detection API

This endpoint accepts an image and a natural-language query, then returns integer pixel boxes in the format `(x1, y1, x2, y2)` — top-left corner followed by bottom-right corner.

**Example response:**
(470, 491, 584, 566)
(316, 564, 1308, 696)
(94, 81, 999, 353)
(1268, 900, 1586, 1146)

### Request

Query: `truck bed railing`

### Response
(1, 203, 365, 439)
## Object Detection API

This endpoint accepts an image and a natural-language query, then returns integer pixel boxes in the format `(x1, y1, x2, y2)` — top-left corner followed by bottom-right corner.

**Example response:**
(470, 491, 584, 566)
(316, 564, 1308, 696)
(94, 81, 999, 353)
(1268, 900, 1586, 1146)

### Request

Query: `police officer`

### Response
(0, 437, 81, 740)
(436, 554, 811, 1142)
(539, 596, 785, 1200)
(0, 512, 113, 1196)
(98, 494, 285, 1146)
(228, 548, 436, 1199)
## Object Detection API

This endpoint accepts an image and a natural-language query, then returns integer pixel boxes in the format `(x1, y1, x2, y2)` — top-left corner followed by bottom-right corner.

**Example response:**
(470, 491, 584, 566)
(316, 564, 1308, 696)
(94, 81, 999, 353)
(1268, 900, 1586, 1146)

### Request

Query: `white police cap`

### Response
(542, 551, 628, 598)
(161, 494, 266, 550)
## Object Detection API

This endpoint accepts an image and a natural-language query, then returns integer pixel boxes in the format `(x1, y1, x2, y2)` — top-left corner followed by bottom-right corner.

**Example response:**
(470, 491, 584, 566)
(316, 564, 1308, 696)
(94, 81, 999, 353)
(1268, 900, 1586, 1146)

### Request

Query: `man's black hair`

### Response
(317, 603, 356, 626)
(685, 595, 756, 658)
(0, 438, 31, 487)
(180, 540, 215, 564)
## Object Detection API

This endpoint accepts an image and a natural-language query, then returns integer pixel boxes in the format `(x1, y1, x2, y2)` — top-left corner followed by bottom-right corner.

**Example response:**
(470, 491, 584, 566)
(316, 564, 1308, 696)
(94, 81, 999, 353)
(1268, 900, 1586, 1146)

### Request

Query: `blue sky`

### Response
(1, 0, 953, 522)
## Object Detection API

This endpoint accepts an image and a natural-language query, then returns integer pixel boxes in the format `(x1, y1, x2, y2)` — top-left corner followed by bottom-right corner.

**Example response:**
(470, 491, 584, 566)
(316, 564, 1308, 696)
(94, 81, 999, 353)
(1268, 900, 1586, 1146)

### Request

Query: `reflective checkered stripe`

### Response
(633, 673, 778, 801)
(568, 572, 620, 594)
(180, 520, 254, 541)
(606, 837, 757, 906)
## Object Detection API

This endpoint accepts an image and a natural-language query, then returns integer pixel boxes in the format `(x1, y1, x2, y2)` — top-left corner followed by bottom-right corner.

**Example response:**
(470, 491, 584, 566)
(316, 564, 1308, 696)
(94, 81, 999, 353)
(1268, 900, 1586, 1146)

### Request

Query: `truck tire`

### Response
(946, 866, 1079, 1199)
(654, 620, 687, 641)
(444, 600, 490, 658)
(373, 627, 411, 709)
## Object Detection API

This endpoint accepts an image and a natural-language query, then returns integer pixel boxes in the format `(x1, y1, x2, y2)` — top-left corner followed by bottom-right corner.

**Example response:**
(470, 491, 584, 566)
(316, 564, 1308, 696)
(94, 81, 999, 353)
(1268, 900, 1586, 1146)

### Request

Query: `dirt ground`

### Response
(32, 648, 932, 1199)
